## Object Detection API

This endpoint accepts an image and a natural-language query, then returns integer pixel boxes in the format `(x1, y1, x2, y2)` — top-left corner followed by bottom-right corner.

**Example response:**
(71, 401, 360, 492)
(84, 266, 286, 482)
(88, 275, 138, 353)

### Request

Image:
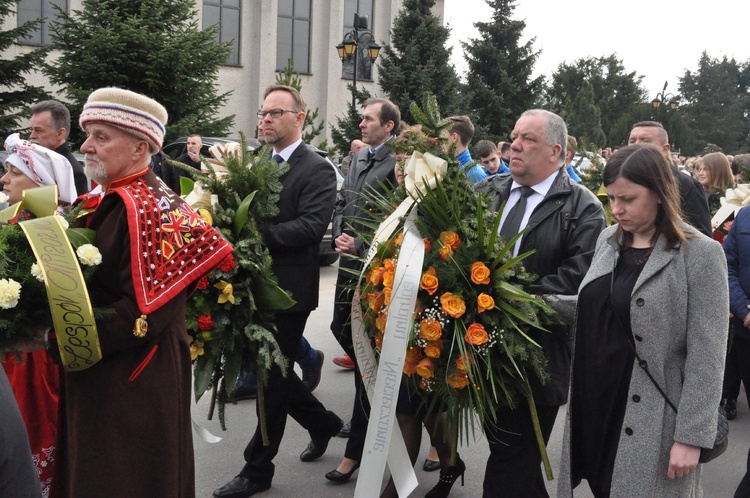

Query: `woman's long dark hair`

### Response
(602, 144, 687, 249)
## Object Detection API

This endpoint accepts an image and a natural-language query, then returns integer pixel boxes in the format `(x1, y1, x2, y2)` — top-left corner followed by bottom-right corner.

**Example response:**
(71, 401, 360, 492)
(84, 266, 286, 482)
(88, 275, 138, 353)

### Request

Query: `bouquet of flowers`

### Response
(178, 135, 291, 432)
(355, 95, 557, 472)
(0, 188, 99, 352)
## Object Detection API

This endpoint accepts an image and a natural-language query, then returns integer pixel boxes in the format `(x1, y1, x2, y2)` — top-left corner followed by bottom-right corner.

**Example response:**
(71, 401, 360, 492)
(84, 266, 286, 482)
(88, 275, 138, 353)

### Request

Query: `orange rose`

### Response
(477, 293, 495, 313)
(383, 268, 395, 289)
(424, 238, 432, 252)
(440, 292, 466, 318)
(447, 372, 469, 389)
(465, 323, 489, 346)
(403, 347, 422, 376)
(416, 358, 435, 378)
(419, 318, 442, 341)
(420, 267, 439, 295)
(439, 231, 461, 249)
(439, 244, 453, 261)
(375, 313, 387, 333)
(456, 355, 469, 372)
(367, 292, 385, 312)
(384, 287, 392, 306)
(384, 258, 396, 271)
(424, 340, 442, 358)
(394, 232, 404, 246)
(471, 262, 491, 285)
(367, 266, 385, 286)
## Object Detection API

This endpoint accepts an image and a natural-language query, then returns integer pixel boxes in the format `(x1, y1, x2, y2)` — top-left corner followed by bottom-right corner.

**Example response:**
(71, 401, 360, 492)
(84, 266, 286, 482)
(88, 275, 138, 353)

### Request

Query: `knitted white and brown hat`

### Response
(79, 87, 168, 153)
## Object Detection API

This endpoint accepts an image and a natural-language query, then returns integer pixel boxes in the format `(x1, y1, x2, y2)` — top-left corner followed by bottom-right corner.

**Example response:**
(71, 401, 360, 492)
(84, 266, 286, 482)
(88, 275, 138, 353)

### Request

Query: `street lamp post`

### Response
(651, 80, 679, 121)
(336, 14, 381, 109)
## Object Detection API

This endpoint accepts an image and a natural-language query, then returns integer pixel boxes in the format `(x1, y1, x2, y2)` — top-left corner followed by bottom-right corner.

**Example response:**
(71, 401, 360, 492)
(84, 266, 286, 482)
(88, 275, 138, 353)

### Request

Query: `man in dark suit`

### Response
(213, 85, 342, 498)
(29, 100, 89, 194)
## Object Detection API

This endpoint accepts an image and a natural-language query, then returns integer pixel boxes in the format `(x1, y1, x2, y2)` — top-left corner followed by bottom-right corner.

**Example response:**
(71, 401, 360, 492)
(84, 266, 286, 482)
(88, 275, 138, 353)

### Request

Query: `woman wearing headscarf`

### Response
(1, 132, 78, 497)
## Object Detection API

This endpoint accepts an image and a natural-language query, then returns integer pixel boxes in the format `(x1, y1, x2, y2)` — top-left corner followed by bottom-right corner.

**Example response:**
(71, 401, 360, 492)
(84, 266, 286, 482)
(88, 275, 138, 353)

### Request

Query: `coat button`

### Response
(625, 427, 633, 436)
(636, 298, 645, 306)
(632, 395, 641, 402)
(634, 335, 643, 342)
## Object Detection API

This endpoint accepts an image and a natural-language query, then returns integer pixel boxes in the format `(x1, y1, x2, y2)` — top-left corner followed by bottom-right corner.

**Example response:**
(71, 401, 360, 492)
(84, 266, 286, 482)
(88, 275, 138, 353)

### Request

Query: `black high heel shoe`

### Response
(424, 458, 466, 498)
(325, 462, 361, 484)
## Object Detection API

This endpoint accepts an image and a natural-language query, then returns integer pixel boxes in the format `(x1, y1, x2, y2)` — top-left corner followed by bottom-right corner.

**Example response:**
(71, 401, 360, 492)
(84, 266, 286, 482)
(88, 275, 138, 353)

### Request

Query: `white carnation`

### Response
(76, 244, 102, 266)
(30, 263, 45, 282)
(0, 278, 21, 309)
(0, 191, 8, 203)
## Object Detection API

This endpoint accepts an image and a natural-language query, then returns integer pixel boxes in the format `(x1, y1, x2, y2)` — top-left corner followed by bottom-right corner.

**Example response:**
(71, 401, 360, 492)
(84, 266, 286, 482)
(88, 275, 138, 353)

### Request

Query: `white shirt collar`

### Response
(273, 139, 303, 162)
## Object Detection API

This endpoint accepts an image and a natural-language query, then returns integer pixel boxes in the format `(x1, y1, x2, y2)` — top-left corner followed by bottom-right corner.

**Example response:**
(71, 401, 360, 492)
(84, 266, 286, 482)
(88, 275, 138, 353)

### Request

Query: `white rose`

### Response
(76, 244, 102, 266)
(0, 278, 21, 309)
(30, 263, 45, 282)
(0, 191, 8, 203)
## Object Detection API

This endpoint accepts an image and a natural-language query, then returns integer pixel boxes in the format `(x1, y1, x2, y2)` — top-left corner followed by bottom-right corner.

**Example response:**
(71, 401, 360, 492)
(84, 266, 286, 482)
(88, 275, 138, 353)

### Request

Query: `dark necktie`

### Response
(500, 186, 535, 242)
(273, 153, 284, 164)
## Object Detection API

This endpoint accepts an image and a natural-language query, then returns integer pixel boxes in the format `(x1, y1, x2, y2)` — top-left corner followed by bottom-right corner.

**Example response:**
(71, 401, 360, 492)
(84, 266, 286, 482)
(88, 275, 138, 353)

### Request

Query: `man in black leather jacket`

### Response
(476, 109, 606, 497)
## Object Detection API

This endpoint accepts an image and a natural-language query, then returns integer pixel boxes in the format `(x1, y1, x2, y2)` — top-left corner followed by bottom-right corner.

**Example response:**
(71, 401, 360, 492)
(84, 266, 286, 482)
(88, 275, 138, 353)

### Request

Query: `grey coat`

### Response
(551, 224, 729, 497)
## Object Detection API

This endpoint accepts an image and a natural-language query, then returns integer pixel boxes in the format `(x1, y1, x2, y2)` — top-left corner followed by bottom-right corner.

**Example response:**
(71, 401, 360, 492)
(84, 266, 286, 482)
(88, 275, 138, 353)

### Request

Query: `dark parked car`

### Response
(162, 137, 343, 266)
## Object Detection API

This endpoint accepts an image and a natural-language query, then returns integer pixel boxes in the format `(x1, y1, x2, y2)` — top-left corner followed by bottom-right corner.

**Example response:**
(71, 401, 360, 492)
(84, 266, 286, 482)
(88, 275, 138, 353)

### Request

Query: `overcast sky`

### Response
(444, 0, 750, 99)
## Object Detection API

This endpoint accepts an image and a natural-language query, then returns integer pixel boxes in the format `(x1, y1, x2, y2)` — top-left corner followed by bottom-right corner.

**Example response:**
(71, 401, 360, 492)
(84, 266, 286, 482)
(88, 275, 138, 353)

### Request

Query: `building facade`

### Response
(9, 0, 446, 149)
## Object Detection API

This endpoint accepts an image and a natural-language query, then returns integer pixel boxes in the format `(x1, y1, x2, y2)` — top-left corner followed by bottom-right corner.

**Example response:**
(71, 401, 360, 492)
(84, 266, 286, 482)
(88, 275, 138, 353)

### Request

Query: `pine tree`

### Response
(463, 0, 543, 143)
(377, 0, 462, 124)
(45, 0, 233, 145)
(566, 81, 606, 148)
(0, 3, 50, 135)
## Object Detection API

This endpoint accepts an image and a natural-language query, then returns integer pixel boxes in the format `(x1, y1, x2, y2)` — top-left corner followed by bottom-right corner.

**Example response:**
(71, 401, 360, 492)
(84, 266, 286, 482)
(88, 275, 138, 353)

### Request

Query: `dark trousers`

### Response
(331, 278, 370, 462)
(723, 333, 750, 407)
(240, 312, 339, 483)
(736, 446, 750, 497)
(483, 404, 559, 498)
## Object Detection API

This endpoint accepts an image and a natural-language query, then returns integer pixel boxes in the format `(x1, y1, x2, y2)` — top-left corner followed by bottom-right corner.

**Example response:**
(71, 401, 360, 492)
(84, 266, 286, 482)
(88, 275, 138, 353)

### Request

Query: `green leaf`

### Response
(223, 345, 243, 396)
(193, 354, 217, 401)
(254, 278, 296, 310)
(233, 191, 257, 236)
(180, 176, 195, 196)
(66, 228, 97, 248)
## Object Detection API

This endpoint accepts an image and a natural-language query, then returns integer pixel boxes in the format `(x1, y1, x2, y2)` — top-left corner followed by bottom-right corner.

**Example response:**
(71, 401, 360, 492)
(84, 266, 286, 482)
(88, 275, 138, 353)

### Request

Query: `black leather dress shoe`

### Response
(300, 417, 344, 462)
(722, 398, 738, 420)
(302, 350, 325, 392)
(213, 476, 270, 498)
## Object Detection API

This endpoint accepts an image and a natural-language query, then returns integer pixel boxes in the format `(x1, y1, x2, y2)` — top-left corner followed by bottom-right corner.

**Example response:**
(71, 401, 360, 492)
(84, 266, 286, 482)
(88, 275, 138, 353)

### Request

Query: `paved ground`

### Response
(194, 262, 750, 497)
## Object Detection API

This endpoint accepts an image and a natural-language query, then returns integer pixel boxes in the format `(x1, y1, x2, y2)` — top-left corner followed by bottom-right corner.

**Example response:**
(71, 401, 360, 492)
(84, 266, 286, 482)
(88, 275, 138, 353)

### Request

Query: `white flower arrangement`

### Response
(0, 278, 22, 309)
(76, 244, 102, 266)
(30, 263, 45, 282)
(0, 191, 8, 204)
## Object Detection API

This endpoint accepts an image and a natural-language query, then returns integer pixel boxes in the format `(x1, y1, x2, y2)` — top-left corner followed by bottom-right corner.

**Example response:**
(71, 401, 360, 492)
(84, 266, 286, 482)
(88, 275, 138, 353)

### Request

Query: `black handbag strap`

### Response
(609, 262, 679, 414)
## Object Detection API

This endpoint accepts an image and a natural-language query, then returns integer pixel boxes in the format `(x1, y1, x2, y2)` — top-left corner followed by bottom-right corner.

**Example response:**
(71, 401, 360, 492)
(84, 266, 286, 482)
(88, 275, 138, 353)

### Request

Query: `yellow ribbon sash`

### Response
(10, 186, 102, 371)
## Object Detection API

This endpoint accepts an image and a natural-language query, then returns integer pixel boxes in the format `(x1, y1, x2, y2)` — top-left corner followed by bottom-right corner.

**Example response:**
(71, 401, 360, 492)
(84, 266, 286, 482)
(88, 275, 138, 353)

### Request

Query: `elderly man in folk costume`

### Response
(52, 88, 232, 498)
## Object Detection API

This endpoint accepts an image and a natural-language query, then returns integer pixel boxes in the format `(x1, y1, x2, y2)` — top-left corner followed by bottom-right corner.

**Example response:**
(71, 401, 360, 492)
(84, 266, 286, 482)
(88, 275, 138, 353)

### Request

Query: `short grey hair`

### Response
(521, 109, 567, 164)
(31, 100, 71, 139)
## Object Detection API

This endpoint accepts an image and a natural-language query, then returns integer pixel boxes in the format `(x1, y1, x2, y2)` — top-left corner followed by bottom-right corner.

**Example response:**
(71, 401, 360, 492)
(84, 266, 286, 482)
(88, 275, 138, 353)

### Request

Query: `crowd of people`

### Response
(0, 84, 749, 498)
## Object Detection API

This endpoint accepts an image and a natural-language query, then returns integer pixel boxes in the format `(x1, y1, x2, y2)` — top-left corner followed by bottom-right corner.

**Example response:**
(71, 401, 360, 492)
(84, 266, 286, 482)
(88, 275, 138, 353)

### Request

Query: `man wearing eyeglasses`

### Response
(213, 85, 342, 498)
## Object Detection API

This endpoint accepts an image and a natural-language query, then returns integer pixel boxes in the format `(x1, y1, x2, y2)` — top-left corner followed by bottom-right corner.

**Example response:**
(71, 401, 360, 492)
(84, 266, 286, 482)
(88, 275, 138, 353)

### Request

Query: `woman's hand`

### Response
(667, 441, 701, 479)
